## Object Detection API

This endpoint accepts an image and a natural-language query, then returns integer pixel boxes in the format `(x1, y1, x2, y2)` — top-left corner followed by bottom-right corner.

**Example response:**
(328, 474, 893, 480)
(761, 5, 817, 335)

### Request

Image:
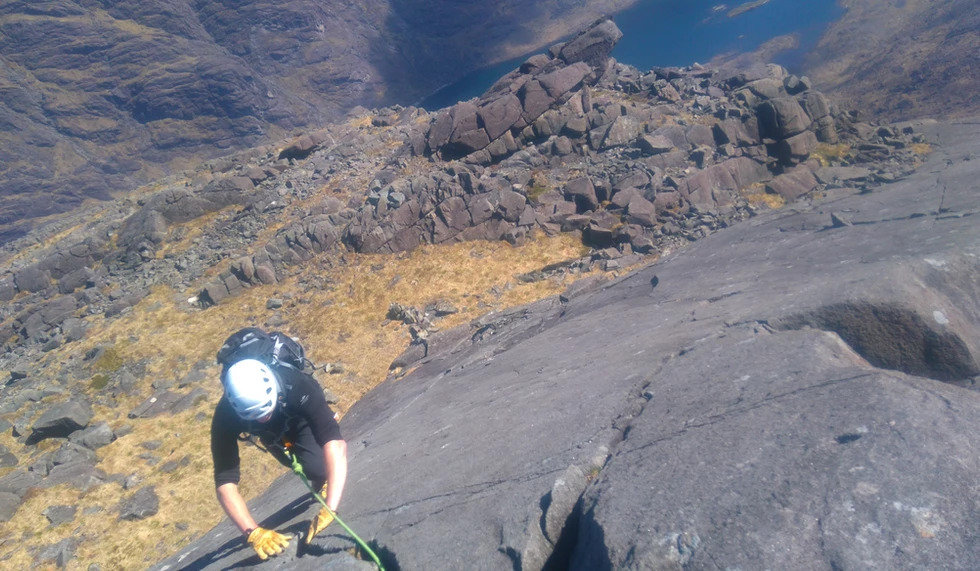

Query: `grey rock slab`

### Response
(0, 492, 21, 523)
(128, 390, 198, 419)
(152, 118, 980, 570)
(636, 134, 675, 155)
(43, 504, 77, 526)
(118, 485, 159, 521)
(574, 327, 980, 570)
(815, 165, 873, 184)
(68, 422, 116, 450)
(36, 537, 78, 568)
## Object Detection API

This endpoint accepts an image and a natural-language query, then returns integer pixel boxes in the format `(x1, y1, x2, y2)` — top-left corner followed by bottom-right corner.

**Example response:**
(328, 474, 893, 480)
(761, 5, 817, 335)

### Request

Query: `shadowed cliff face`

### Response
(0, 0, 635, 243)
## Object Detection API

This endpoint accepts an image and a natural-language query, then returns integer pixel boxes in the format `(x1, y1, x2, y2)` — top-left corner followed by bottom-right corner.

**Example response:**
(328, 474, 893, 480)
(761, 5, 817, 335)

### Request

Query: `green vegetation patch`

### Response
(92, 347, 124, 373)
(90, 374, 110, 391)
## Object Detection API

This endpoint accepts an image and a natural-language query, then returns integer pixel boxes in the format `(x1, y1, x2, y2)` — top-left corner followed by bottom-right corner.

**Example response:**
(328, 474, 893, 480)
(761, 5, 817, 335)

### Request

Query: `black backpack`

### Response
(216, 327, 310, 377)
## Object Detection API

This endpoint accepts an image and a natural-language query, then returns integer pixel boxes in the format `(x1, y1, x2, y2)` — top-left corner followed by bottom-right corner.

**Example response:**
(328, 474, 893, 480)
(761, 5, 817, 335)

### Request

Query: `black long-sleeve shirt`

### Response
(210, 366, 342, 487)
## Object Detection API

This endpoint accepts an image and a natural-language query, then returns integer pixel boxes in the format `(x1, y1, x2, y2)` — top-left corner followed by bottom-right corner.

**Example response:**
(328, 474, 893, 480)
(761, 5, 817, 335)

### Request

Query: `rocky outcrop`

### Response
(422, 18, 622, 160)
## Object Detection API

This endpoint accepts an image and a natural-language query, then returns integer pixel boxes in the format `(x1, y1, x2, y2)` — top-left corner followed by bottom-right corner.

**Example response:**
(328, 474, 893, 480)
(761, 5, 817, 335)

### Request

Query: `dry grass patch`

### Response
(741, 183, 786, 210)
(908, 142, 932, 156)
(812, 143, 853, 166)
(278, 232, 593, 407)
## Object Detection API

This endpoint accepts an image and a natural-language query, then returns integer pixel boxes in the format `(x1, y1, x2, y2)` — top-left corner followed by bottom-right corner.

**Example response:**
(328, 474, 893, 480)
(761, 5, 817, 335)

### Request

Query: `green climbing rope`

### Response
(287, 451, 386, 571)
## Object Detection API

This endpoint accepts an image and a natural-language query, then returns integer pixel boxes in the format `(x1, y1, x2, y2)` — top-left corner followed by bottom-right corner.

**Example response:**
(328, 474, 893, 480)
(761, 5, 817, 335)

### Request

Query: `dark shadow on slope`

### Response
(368, 540, 401, 571)
(542, 497, 584, 571)
(773, 301, 979, 386)
(565, 504, 612, 571)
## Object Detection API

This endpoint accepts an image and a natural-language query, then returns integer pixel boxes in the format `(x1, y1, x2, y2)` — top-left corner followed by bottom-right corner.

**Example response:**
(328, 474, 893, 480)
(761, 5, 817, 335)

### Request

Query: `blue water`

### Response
(420, 0, 843, 111)
(614, 0, 843, 70)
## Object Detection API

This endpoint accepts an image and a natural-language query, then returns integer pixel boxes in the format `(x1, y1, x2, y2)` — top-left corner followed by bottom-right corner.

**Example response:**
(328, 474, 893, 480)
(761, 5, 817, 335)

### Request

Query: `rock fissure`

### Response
(620, 372, 876, 458)
(381, 468, 569, 523)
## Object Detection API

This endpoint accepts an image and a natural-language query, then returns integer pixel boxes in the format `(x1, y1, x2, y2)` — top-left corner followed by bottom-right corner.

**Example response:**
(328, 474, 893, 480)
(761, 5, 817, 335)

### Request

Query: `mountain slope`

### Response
(804, 0, 980, 121)
(0, 0, 636, 243)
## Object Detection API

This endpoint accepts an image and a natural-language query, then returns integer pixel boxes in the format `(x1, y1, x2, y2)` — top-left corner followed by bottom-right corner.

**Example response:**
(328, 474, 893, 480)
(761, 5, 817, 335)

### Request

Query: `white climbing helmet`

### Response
(224, 359, 279, 421)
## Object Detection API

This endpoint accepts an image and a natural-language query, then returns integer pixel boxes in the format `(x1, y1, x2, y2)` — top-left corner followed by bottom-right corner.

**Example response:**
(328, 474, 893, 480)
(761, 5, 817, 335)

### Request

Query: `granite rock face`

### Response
(150, 118, 980, 569)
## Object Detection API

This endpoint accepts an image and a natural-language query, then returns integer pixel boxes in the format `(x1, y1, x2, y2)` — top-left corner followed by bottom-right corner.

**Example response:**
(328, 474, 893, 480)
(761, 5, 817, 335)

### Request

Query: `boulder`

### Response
(0, 444, 16, 468)
(42, 504, 77, 526)
(0, 492, 21, 523)
(758, 97, 812, 139)
(57, 267, 97, 294)
(637, 134, 675, 155)
(118, 486, 159, 521)
(68, 422, 115, 450)
(13, 265, 51, 293)
(777, 130, 819, 165)
(625, 194, 657, 227)
(600, 115, 642, 149)
(745, 77, 786, 100)
(712, 117, 761, 147)
(519, 79, 555, 123)
(766, 165, 820, 200)
(104, 292, 147, 317)
(564, 178, 598, 212)
(679, 164, 739, 212)
(537, 63, 591, 98)
(801, 90, 833, 121)
(496, 189, 528, 223)
(0, 280, 14, 301)
(278, 134, 319, 160)
(27, 400, 93, 444)
(721, 156, 773, 188)
(478, 94, 522, 141)
(558, 18, 623, 70)
(427, 110, 454, 151)
(685, 124, 716, 148)
(36, 538, 78, 568)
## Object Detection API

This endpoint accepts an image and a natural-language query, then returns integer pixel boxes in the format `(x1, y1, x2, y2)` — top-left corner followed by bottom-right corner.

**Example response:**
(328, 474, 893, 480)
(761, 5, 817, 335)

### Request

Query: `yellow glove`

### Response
(306, 506, 335, 544)
(247, 527, 290, 560)
(306, 483, 335, 544)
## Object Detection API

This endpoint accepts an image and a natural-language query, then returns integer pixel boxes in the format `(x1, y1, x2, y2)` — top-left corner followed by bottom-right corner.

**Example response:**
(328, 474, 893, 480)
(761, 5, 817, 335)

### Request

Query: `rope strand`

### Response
(287, 452, 385, 570)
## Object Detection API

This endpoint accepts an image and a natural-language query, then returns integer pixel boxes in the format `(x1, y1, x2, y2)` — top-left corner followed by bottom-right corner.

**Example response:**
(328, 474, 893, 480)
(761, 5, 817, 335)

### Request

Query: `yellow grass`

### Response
(908, 142, 932, 156)
(741, 183, 786, 210)
(811, 143, 852, 167)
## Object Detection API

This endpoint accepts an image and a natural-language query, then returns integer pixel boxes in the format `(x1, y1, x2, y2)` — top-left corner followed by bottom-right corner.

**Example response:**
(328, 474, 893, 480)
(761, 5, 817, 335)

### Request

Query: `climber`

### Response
(210, 345, 347, 560)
